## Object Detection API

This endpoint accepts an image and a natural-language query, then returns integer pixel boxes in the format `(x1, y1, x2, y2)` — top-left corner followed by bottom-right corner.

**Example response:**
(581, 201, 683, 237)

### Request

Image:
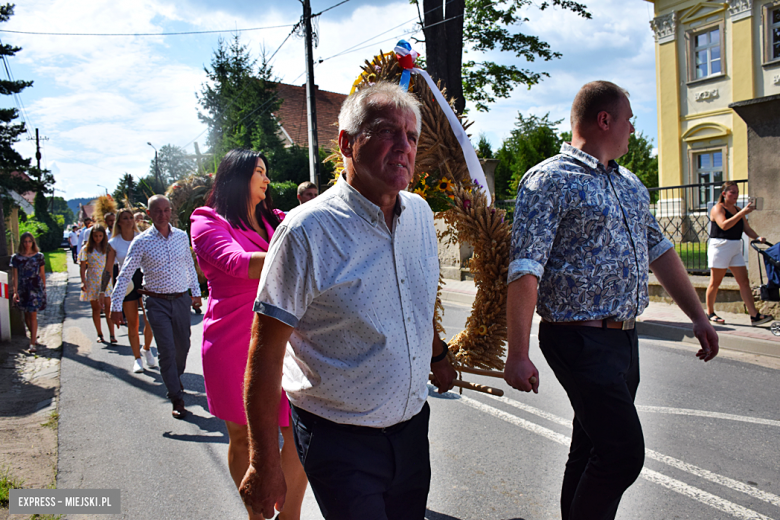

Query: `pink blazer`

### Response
(190, 205, 284, 424)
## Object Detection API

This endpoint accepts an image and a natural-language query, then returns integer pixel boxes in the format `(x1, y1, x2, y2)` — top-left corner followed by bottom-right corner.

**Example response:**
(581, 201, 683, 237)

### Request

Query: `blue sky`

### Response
(4, 0, 658, 200)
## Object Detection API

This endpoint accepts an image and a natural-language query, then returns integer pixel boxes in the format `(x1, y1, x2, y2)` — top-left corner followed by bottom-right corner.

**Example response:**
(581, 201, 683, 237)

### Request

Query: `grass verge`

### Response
(675, 242, 708, 271)
(43, 250, 67, 273)
(41, 410, 59, 430)
(0, 465, 24, 508)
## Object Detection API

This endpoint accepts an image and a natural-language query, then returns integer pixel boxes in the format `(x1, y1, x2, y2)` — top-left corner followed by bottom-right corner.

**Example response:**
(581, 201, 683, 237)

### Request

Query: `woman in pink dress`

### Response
(191, 150, 307, 520)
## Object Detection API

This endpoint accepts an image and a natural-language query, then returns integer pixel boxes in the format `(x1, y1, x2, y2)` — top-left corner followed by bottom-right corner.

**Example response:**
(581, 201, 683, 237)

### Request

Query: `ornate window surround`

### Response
(685, 19, 727, 84)
(763, 1, 780, 65)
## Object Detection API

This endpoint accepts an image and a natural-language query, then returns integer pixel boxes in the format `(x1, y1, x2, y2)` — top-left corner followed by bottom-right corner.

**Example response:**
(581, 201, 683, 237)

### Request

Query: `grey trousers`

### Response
(144, 295, 191, 402)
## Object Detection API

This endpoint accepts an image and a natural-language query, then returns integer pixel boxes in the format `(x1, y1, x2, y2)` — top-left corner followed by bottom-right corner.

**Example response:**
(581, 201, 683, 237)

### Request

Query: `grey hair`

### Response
(338, 82, 422, 139)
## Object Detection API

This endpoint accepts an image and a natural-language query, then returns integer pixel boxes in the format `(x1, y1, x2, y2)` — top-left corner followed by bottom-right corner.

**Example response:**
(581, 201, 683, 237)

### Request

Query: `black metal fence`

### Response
(493, 180, 749, 273)
(648, 180, 747, 273)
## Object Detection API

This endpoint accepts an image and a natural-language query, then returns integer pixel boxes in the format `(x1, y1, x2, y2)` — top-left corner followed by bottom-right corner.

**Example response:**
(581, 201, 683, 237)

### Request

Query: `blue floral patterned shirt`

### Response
(508, 143, 673, 322)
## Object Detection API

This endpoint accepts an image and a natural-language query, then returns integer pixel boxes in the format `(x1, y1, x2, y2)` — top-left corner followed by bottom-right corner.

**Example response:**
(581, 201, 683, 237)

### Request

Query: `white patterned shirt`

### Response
(110, 224, 200, 312)
(254, 178, 439, 428)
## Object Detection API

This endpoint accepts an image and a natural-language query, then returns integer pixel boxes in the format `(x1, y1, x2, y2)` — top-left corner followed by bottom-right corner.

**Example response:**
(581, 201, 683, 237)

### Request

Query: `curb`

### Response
(440, 287, 780, 359)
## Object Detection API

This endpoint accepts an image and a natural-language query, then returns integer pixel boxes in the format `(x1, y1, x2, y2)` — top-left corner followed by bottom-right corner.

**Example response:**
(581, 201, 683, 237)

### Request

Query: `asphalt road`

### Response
(58, 261, 780, 520)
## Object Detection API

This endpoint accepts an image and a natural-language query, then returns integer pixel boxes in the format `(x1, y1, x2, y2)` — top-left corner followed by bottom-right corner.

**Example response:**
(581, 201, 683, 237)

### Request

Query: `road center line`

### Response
(458, 395, 775, 520)
(482, 394, 780, 509)
(635, 406, 780, 428)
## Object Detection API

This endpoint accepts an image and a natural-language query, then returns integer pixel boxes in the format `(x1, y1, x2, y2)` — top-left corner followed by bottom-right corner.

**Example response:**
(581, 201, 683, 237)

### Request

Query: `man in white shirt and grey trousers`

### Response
(111, 195, 202, 420)
(240, 82, 457, 520)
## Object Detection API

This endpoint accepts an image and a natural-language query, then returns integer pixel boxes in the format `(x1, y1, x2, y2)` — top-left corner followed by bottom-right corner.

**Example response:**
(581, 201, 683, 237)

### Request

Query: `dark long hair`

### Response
(19, 232, 39, 254)
(206, 149, 281, 232)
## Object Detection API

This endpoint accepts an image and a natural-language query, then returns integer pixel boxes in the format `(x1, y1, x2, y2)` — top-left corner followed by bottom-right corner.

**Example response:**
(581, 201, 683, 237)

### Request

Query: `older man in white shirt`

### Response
(111, 195, 201, 420)
(240, 82, 456, 520)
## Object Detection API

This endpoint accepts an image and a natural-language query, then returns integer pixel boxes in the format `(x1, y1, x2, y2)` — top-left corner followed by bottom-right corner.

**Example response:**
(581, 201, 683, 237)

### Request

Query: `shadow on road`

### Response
(62, 340, 227, 443)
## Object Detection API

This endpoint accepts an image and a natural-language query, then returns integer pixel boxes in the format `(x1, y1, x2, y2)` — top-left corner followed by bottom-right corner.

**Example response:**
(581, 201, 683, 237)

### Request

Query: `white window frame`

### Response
(686, 21, 726, 84)
(689, 147, 727, 210)
(763, 3, 780, 65)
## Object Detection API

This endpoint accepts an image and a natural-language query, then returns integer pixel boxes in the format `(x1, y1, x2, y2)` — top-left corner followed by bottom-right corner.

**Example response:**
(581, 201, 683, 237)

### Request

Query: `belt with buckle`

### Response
(543, 318, 635, 330)
(137, 290, 186, 301)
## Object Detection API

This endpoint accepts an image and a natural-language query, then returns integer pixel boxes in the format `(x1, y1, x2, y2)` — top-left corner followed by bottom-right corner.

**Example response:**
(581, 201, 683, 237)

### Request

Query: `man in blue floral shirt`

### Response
(505, 81, 719, 520)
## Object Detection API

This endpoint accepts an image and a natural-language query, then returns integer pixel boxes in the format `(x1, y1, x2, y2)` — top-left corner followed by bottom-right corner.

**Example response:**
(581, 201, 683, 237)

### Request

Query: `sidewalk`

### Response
(440, 278, 780, 358)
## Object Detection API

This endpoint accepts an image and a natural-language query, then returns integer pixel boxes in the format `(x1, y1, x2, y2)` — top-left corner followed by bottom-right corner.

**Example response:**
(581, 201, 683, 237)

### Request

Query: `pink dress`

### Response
(190, 206, 288, 426)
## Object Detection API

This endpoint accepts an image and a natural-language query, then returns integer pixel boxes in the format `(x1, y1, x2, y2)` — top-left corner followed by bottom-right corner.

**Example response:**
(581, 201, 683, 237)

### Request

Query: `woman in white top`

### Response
(106, 209, 156, 374)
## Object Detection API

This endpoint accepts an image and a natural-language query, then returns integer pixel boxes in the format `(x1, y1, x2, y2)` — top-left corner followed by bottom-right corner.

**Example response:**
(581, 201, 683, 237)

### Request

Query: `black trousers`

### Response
(539, 322, 645, 520)
(291, 402, 431, 520)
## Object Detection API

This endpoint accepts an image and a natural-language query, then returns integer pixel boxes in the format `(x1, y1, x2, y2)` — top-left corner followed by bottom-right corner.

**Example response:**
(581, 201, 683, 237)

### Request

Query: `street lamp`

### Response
(147, 142, 160, 188)
(97, 184, 108, 195)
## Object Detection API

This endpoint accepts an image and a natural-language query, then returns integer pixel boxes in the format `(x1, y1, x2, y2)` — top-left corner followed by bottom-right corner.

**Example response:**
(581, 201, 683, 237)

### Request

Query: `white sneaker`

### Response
(141, 349, 157, 368)
(132, 358, 144, 373)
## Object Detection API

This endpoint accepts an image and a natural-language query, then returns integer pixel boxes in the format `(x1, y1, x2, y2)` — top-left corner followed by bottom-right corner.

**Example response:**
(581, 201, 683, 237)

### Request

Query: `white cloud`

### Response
(5, 0, 659, 199)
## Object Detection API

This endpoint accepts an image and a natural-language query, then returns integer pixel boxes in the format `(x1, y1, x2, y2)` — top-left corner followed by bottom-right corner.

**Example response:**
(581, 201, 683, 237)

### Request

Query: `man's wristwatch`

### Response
(431, 338, 449, 363)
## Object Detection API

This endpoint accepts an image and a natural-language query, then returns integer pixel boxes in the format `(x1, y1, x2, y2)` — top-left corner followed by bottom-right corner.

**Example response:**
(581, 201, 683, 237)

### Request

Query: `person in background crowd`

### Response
(68, 225, 79, 263)
(76, 218, 93, 260)
(240, 82, 456, 520)
(105, 208, 157, 374)
(82, 212, 115, 248)
(134, 212, 150, 231)
(191, 149, 307, 520)
(296, 181, 318, 205)
(706, 181, 773, 326)
(11, 232, 46, 353)
(504, 81, 719, 520)
(80, 224, 115, 343)
(111, 195, 202, 420)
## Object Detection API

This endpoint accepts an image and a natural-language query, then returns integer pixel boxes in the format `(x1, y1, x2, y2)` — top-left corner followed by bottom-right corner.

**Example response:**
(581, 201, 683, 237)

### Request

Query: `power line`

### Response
(0, 23, 296, 37)
(314, 0, 351, 16)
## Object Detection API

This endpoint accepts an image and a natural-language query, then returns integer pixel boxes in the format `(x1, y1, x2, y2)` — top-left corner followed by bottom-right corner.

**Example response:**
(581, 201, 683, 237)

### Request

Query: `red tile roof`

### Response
(273, 83, 347, 151)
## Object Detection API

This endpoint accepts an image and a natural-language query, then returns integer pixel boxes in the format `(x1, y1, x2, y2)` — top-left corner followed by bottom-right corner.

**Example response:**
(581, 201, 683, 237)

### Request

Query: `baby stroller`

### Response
(750, 240, 780, 336)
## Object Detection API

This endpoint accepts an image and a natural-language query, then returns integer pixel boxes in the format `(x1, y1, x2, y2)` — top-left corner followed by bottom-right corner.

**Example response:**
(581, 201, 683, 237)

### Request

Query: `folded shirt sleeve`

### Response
(507, 170, 566, 285)
(254, 225, 312, 328)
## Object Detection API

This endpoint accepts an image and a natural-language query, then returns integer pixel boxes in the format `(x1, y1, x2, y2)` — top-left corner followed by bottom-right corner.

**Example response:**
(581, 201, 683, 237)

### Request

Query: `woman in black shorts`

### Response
(106, 209, 157, 374)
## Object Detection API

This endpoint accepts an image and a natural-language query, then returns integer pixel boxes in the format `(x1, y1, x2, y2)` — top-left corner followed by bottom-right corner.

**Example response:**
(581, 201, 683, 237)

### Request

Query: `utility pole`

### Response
(302, 0, 320, 188)
(27, 128, 49, 180)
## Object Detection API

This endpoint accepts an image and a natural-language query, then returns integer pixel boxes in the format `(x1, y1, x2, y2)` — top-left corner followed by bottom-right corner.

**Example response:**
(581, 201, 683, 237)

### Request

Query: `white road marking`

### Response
(459, 395, 776, 520)
(635, 406, 780, 428)
(483, 395, 780, 509)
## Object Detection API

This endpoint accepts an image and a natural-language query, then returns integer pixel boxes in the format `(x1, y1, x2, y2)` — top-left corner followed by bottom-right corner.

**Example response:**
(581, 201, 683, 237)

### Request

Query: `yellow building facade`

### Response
(647, 0, 780, 197)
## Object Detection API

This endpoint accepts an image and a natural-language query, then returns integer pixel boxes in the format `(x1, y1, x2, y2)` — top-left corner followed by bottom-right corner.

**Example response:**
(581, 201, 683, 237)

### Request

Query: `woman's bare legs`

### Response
(730, 265, 759, 316)
(139, 300, 154, 350)
(123, 299, 141, 359)
(102, 295, 115, 339)
(706, 268, 727, 315)
(224, 420, 308, 520)
(225, 420, 264, 520)
(89, 300, 103, 338)
(278, 424, 308, 520)
(24, 311, 38, 346)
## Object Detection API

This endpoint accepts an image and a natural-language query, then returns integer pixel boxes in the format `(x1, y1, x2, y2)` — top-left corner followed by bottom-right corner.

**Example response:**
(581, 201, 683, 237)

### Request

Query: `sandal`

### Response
(707, 313, 725, 324)
(750, 313, 773, 327)
(110, 336, 118, 344)
(97, 334, 105, 343)
(28, 344, 37, 353)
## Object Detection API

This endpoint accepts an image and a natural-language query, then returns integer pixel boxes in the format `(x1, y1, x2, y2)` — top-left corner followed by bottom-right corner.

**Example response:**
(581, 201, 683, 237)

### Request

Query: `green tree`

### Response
(476, 134, 493, 158)
(148, 145, 195, 186)
(417, 0, 590, 113)
(47, 196, 75, 226)
(495, 112, 562, 198)
(620, 125, 658, 191)
(112, 173, 142, 206)
(197, 35, 284, 160)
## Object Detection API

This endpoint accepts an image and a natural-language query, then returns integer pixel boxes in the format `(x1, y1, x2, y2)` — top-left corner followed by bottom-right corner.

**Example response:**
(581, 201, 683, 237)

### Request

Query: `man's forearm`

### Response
(506, 274, 539, 359)
(244, 314, 292, 466)
(650, 248, 707, 323)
